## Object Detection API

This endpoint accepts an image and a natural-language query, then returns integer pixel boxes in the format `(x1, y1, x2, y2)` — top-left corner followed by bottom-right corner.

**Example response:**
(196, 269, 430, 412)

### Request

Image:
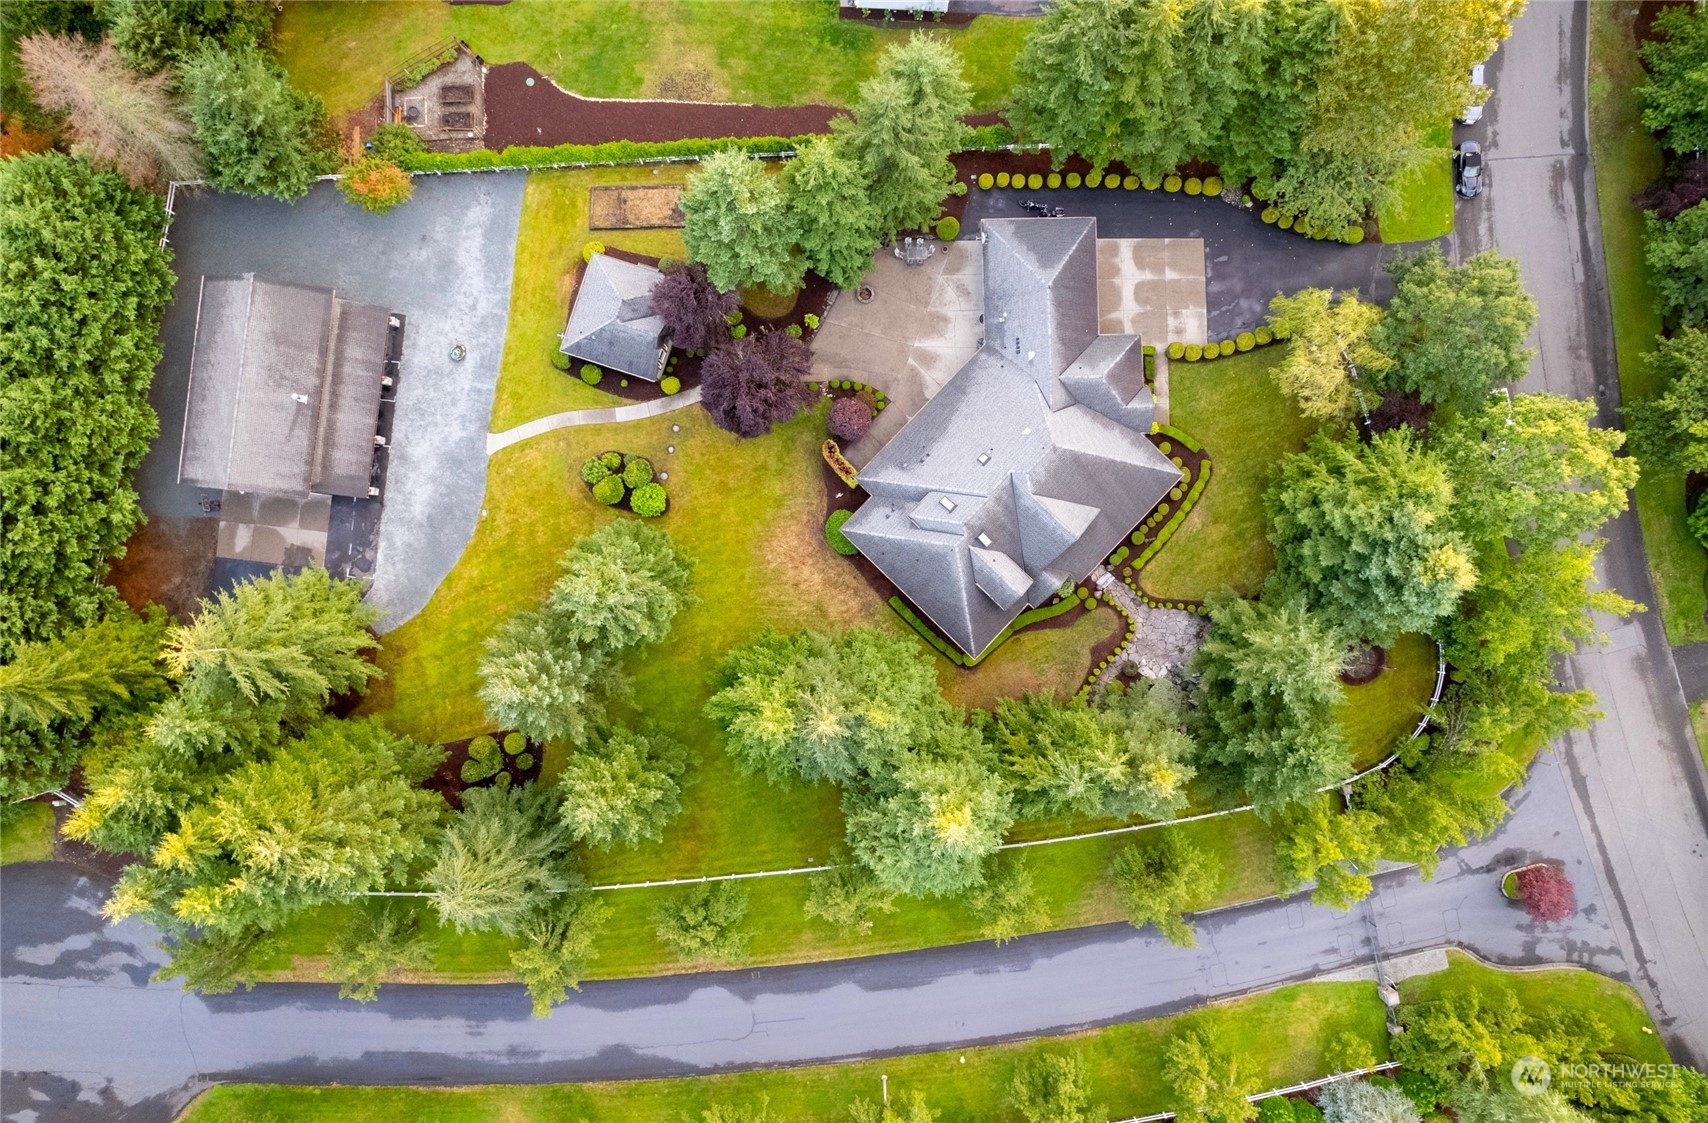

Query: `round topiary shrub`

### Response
(592, 474, 625, 505)
(828, 396, 874, 442)
(1184, 343, 1203, 361)
(1184, 177, 1203, 195)
(1086, 170, 1103, 188)
(601, 451, 623, 470)
(1310, 225, 1328, 240)
(580, 457, 611, 484)
(1105, 176, 1120, 190)
(552, 350, 571, 371)
(1203, 175, 1223, 195)
(1277, 214, 1295, 230)
(1342, 226, 1365, 244)
(1157, 502, 1170, 516)
(1169, 486, 1184, 500)
(503, 733, 526, 756)
(1142, 174, 1162, 190)
(1158, 441, 1172, 454)
(1170, 455, 1184, 467)
(1123, 175, 1139, 189)
(1260, 206, 1279, 224)
(1047, 172, 1062, 188)
(580, 363, 603, 385)
(581, 240, 604, 262)
(1219, 339, 1236, 356)
(935, 216, 960, 240)
(1164, 174, 1183, 192)
(996, 172, 1010, 188)
(1255, 326, 1273, 345)
(731, 323, 748, 338)
(1066, 172, 1083, 189)
(515, 752, 535, 771)
(825, 508, 858, 555)
(660, 375, 681, 395)
(622, 455, 653, 488)
(1202, 345, 1219, 361)
(630, 481, 667, 517)
(1027, 173, 1043, 189)
(1236, 332, 1256, 352)
(1167, 341, 1184, 359)
(978, 172, 994, 189)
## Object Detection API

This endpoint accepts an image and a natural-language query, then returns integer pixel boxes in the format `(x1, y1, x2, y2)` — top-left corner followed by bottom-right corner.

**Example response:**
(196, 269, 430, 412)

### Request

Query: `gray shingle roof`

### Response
(841, 218, 1181, 656)
(177, 275, 388, 498)
(560, 253, 669, 380)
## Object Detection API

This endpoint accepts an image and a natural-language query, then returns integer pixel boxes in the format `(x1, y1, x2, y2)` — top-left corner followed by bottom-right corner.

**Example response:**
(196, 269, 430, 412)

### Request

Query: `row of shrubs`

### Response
(395, 124, 1018, 174)
(1127, 459, 1212, 574)
(1085, 592, 1140, 687)
(822, 439, 859, 488)
(975, 169, 1229, 197)
(825, 508, 858, 555)
(580, 450, 669, 516)
(825, 379, 888, 409)
(1166, 327, 1282, 362)
(1259, 207, 1367, 243)
(460, 732, 534, 786)
(889, 588, 1084, 668)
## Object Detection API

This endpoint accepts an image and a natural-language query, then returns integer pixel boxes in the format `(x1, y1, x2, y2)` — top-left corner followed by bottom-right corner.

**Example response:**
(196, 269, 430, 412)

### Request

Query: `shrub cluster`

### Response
(579, 451, 669, 516)
(825, 508, 858, 555)
(460, 732, 534, 785)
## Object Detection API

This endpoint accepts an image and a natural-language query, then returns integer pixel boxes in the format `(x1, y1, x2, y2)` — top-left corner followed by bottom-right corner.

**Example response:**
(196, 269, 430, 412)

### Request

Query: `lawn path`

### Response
(485, 386, 704, 455)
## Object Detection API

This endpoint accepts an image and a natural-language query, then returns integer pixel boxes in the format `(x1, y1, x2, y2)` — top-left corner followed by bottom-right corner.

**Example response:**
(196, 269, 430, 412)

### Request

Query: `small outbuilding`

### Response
(560, 252, 669, 381)
(177, 274, 393, 498)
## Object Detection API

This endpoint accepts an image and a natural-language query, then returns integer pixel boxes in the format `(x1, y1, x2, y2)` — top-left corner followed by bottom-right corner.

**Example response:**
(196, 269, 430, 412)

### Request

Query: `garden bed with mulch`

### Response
(1339, 644, 1390, 686)
(424, 731, 542, 809)
(484, 62, 841, 150)
(578, 449, 671, 517)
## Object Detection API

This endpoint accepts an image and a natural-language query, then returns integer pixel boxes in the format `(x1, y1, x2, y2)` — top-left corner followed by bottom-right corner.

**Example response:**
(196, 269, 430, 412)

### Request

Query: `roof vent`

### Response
(977, 532, 993, 547)
(977, 452, 990, 465)
(290, 393, 309, 405)
(1027, 350, 1036, 362)
(939, 496, 957, 511)
(1021, 427, 1032, 436)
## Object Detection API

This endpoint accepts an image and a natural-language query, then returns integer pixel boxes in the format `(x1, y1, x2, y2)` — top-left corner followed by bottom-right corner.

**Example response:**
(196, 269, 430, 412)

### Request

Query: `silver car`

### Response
(1455, 142, 1485, 198)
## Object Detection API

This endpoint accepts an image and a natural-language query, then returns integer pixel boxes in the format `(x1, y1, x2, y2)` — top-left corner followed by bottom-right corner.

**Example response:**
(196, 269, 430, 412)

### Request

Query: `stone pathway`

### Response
(485, 385, 703, 455)
(1092, 567, 1208, 682)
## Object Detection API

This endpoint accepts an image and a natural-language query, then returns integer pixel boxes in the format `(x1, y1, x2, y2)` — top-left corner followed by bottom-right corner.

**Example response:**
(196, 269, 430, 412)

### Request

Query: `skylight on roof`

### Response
(939, 496, 957, 511)
(978, 452, 990, 465)
(977, 532, 992, 547)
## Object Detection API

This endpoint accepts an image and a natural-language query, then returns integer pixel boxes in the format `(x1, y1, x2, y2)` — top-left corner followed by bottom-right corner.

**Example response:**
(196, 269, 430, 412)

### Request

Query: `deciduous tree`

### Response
(557, 725, 689, 849)
(509, 888, 609, 1017)
(849, 1090, 938, 1123)
(1110, 830, 1222, 947)
(1271, 798, 1380, 910)
(323, 903, 432, 1003)
(179, 42, 328, 200)
(1514, 864, 1574, 924)
(650, 260, 739, 353)
(1163, 1026, 1258, 1123)
(654, 881, 750, 962)
(965, 854, 1049, 946)
(1358, 751, 1519, 878)
(680, 147, 802, 294)
(1266, 289, 1390, 424)
(699, 329, 816, 438)
(1626, 325, 1708, 474)
(803, 862, 897, 936)
(1639, 5, 1708, 156)
(426, 782, 576, 935)
(1644, 202, 1708, 328)
(1010, 1052, 1097, 1123)
(783, 135, 879, 289)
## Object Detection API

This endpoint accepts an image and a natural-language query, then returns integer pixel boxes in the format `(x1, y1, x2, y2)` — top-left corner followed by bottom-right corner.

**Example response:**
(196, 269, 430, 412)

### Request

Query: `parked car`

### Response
(1455, 142, 1485, 198)
(1460, 63, 1488, 123)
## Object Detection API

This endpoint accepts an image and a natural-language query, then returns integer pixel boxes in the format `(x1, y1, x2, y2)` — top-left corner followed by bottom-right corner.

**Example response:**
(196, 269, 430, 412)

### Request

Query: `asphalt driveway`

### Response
(141, 173, 526, 631)
(962, 187, 1431, 338)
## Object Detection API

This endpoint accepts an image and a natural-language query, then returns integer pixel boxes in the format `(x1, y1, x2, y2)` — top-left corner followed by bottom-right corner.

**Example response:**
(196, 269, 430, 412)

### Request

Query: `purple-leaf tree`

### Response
(827, 396, 874, 442)
(700, 330, 816, 438)
(1515, 864, 1575, 923)
(650, 261, 738, 353)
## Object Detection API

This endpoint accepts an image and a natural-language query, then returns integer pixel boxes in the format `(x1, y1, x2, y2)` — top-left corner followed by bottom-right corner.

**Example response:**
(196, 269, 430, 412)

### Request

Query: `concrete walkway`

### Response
(485, 386, 703, 455)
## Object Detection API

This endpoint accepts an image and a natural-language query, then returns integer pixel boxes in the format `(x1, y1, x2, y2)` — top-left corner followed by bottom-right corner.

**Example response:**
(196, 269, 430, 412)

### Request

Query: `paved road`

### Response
(0, 753, 1623, 1121)
(1449, 0, 1708, 1067)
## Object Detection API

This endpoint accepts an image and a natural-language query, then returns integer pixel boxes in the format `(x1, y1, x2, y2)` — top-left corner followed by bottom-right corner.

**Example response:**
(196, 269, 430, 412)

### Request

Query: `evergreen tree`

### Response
(1010, 1052, 1097, 1123)
(1267, 431, 1475, 642)
(1110, 830, 1223, 948)
(1163, 1026, 1257, 1123)
(1626, 327, 1708, 472)
(557, 725, 689, 849)
(153, 926, 278, 995)
(323, 903, 432, 1003)
(680, 147, 802, 294)
(1639, 5, 1708, 156)
(835, 33, 971, 238)
(179, 42, 329, 200)
(426, 782, 576, 935)
(509, 888, 609, 1017)
(1320, 1080, 1424, 1123)
(1190, 589, 1350, 816)
(0, 154, 173, 655)
(782, 135, 880, 289)
(478, 608, 612, 746)
(108, 0, 274, 74)
(0, 607, 164, 729)
(849, 1090, 938, 1123)
(546, 519, 698, 656)
(1370, 248, 1538, 416)
(1271, 798, 1380, 910)
(1266, 288, 1390, 425)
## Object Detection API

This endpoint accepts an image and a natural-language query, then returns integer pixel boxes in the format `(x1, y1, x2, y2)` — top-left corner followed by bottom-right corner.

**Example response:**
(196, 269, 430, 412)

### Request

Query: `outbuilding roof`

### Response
(560, 253, 669, 380)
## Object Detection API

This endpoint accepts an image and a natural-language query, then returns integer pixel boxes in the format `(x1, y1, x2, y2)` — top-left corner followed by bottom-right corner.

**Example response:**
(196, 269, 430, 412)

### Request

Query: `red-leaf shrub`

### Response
(828, 396, 874, 442)
(700, 330, 815, 438)
(1516, 864, 1575, 923)
(650, 260, 738, 353)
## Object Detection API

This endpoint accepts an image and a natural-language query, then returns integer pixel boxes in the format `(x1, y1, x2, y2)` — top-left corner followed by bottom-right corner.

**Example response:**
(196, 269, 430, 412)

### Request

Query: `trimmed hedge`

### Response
(890, 590, 1082, 668)
(935, 216, 960, 240)
(1153, 422, 1203, 453)
(580, 363, 603, 385)
(660, 375, 681, 395)
(823, 439, 859, 487)
(1131, 458, 1211, 570)
(592, 474, 625, 505)
(825, 508, 857, 555)
(630, 481, 667, 517)
(978, 172, 994, 189)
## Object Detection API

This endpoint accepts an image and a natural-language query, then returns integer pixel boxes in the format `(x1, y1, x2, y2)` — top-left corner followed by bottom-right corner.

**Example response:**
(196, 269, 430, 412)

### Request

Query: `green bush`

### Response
(825, 508, 858, 555)
(1167, 341, 1185, 360)
(622, 456, 653, 488)
(1255, 326, 1273, 345)
(1202, 345, 1219, 361)
(580, 457, 611, 484)
(978, 172, 994, 189)
(996, 172, 1011, 188)
(1046, 173, 1061, 188)
(1219, 339, 1236, 357)
(601, 451, 623, 470)
(1202, 175, 1223, 195)
(1236, 332, 1255, 351)
(592, 475, 625, 505)
(1066, 172, 1082, 188)
(581, 240, 604, 262)
(803, 313, 820, 330)
(1277, 214, 1295, 230)
(1164, 174, 1183, 193)
(1261, 206, 1279, 224)
(1123, 174, 1139, 189)
(551, 349, 572, 371)
(785, 322, 802, 338)
(1086, 170, 1103, 188)
(1105, 176, 1120, 190)
(1027, 173, 1043, 189)
(515, 752, 535, 771)
(503, 733, 527, 756)
(1184, 176, 1202, 195)
(935, 216, 960, 240)
(630, 482, 667, 517)
(580, 364, 603, 385)
(730, 323, 748, 339)
(1342, 226, 1365, 244)
(1184, 343, 1202, 361)
(460, 735, 502, 784)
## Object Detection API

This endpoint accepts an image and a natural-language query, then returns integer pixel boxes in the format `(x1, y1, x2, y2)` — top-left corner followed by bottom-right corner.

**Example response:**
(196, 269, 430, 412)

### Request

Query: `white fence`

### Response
(1106, 1062, 1402, 1123)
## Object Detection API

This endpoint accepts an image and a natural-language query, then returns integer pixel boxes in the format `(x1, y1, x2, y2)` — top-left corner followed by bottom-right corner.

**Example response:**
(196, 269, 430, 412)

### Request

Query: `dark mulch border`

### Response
(484, 63, 842, 150)
(577, 449, 671, 516)
(425, 731, 543, 810)
(1339, 644, 1390, 686)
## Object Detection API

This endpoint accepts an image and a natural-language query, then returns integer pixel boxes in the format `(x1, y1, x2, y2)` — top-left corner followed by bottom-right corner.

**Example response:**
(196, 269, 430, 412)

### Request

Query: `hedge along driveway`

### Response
(275, 0, 1032, 117)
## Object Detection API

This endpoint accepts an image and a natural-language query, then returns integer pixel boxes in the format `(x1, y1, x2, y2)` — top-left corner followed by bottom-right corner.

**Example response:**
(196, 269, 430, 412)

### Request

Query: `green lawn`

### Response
(181, 977, 1388, 1122)
(489, 168, 691, 433)
(1338, 632, 1439, 769)
(1587, 3, 1708, 644)
(0, 801, 54, 864)
(1143, 346, 1317, 600)
(1376, 122, 1455, 244)
(1691, 698, 1708, 772)
(275, 0, 1031, 118)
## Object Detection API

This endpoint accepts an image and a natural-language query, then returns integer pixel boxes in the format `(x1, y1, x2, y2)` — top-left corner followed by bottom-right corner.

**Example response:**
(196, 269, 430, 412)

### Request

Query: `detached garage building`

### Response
(177, 274, 393, 498)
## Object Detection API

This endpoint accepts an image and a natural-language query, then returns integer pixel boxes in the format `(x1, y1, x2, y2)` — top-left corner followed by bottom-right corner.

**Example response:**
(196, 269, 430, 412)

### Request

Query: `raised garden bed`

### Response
(424, 730, 543, 809)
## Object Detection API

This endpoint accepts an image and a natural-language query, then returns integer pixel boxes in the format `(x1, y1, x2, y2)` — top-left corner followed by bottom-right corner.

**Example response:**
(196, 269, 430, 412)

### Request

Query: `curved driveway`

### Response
(1, 752, 1622, 1122)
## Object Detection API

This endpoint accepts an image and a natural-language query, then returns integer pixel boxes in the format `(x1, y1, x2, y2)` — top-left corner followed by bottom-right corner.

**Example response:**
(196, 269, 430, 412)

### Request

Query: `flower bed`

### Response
(423, 730, 542, 808)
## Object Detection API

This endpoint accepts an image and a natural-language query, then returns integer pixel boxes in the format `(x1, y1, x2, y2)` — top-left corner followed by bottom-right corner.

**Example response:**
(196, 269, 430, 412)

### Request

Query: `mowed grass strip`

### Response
(180, 978, 1389, 1122)
(0, 802, 55, 865)
(1376, 121, 1455, 244)
(1587, 3, 1707, 643)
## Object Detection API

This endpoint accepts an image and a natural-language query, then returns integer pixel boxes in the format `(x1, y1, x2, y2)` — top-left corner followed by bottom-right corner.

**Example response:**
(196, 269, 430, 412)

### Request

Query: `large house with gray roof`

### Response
(841, 217, 1181, 657)
(559, 252, 670, 381)
(177, 274, 391, 498)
